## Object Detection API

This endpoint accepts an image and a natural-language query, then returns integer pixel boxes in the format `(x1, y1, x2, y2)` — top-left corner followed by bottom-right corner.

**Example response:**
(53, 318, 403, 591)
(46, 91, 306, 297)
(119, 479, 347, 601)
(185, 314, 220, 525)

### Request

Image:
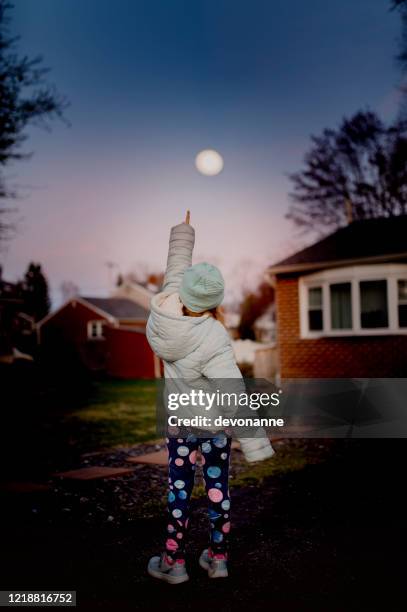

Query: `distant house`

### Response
(223, 310, 241, 340)
(37, 295, 159, 379)
(111, 279, 154, 311)
(253, 304, 276, 344)
(267, 217, 407, 378)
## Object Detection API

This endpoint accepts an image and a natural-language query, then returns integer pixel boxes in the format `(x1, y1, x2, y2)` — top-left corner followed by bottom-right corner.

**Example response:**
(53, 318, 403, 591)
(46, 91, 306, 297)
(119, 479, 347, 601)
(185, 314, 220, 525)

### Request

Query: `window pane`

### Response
(398, 280, 407, 302)
(308, 287, 322, 308)
(308, 310, 323, 331)
(360, 280, 388, 328)
(330, 282, 352, 329)
(399, 305, 407, 328)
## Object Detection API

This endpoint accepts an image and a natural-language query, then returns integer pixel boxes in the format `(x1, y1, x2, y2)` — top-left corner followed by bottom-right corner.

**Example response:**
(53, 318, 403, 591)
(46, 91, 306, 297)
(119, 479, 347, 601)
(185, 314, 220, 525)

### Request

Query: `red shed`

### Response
(37, 295, 158, 379)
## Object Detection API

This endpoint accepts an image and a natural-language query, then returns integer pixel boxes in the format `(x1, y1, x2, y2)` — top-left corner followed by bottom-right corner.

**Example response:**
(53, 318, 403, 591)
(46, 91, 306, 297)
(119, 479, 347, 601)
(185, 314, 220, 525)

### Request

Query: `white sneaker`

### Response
(199, 549, 228, 578)
(147, 553, 189, 585)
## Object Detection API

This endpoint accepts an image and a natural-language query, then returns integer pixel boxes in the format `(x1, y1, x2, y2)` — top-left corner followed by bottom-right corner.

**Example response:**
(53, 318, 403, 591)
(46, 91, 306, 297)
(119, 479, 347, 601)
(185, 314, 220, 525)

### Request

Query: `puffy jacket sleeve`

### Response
(162, 223, 195, 293)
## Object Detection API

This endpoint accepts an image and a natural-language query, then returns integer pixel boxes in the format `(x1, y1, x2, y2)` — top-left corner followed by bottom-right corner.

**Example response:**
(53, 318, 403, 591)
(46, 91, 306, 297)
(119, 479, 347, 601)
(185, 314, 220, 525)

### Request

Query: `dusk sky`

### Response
(1, 0, 403, 307)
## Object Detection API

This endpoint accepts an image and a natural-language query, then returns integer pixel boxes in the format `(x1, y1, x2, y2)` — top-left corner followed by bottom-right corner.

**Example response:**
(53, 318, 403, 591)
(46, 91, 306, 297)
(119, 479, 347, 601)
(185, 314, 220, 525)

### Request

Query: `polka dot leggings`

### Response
(165, 434, 232, 561)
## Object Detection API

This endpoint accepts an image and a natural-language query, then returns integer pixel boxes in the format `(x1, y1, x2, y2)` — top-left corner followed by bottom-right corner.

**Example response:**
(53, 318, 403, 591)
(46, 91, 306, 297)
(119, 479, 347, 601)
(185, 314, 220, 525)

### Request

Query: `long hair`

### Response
(182, 304, 225, 326)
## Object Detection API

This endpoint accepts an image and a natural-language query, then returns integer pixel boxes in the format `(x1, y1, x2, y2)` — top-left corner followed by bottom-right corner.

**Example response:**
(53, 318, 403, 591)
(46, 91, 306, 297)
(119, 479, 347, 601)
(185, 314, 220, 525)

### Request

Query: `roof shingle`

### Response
(81, 297, 149, 320)
(269, 216, 407, 273)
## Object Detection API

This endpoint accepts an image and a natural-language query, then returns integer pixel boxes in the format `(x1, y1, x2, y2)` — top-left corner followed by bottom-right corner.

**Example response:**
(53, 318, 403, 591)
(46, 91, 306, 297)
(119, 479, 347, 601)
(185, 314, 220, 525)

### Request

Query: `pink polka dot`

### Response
(185, 518, 189, 528)
(166, 538, 178, 551)
(176, 532, 183, 539)
(175, 458, 184, 466)
(177, 438, 183, 443)
(189, 450, 197, 464)
(208, 488, 223, 503)
(167, 524, 175, 532)
(222, 521, 231, 533)
(201, 455, 206, 465)
(177, 519, 183, 527)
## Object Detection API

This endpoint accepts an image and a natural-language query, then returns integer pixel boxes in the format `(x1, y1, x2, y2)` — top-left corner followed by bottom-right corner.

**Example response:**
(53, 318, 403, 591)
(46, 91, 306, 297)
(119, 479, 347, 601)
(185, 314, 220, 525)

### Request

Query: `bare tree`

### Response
(392, 1, 407, 117)
(0, 1, 68, 240)
(287, 111, 407, 234)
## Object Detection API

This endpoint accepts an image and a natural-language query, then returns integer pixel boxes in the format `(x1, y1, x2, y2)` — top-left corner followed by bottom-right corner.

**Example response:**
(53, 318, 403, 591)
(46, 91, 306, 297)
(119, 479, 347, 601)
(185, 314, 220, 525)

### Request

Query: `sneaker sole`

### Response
(147, 566, 189, 585)
(199, 556, 228, 579)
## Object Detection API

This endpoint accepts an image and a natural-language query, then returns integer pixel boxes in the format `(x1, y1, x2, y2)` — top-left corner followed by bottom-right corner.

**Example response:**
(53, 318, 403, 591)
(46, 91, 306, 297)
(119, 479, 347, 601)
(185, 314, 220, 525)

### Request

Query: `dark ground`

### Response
(1, 438, 405, 611)
(0, 366, 405, 611)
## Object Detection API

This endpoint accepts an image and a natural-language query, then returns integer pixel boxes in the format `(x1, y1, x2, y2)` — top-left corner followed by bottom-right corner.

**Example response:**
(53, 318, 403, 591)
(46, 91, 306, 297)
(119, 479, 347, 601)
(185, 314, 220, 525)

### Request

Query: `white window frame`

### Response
(87, 319, 105, 340)
(299, 263, 407, 339)
(398, 280, 407, 328)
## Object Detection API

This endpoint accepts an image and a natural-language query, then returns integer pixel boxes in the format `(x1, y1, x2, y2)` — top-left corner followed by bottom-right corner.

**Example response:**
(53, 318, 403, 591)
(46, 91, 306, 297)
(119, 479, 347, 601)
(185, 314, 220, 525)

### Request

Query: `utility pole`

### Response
(105, 261, 119, 290)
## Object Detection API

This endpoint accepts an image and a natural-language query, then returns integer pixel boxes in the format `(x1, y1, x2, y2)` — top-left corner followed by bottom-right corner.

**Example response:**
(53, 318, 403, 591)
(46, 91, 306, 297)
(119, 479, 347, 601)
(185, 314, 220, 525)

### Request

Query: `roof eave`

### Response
(268, 251, 407, 276)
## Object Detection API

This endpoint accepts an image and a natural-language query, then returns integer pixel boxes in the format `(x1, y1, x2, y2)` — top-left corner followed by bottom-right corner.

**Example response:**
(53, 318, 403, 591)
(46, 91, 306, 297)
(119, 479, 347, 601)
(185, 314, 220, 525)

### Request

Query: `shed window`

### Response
(87, 320, 104, 340)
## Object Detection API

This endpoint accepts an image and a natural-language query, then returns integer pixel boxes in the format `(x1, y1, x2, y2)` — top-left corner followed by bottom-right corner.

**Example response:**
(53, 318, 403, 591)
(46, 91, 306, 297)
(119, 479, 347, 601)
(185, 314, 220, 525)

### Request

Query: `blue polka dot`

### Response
(178, 490, 187, 500)
(221, 500, 230, 511)
(177, 446, 189, 457)
(186, 433, 197, 443)
(213, 435, 227, 448)
(168, 491, 175, 503)
(172, 508, 182, 518)
(215, 483, 222, 489)
(207, 466, 221, 479)
(221, 452, 228, 460)
(174, 480, 185, 489)
(201, 442, 212, 454)
(212, 530, 223, 543)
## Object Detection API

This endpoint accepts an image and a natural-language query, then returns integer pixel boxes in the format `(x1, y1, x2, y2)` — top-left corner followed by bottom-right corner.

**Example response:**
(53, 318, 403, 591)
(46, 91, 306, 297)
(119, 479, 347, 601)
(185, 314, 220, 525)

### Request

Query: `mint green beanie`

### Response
(179, 262, 225, 313)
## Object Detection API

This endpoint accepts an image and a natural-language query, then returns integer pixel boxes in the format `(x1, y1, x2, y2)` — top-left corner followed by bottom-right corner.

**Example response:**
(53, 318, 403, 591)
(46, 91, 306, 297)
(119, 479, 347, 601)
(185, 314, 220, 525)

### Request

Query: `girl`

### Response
(146, 211, 274, 584)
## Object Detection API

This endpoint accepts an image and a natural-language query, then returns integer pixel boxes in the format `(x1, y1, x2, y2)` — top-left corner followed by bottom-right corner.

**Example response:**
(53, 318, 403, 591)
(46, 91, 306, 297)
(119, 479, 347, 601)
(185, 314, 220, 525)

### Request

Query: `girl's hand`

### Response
(184, 210, 190, 225)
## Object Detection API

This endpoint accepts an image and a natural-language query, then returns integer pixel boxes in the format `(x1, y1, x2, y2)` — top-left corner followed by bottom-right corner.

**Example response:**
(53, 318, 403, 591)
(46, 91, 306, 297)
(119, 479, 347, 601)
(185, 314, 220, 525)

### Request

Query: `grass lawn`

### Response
(1, 375, 158, 479)
(63, 379, 158, 452)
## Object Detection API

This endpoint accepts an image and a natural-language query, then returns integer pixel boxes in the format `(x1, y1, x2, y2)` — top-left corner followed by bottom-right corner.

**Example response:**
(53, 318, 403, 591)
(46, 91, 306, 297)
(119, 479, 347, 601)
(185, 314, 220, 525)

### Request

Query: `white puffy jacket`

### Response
(146, 222, 275, 463)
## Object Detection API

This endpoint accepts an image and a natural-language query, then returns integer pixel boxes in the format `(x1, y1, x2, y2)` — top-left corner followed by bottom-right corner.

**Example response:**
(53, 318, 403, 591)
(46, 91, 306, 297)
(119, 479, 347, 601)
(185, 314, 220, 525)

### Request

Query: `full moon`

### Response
(195, 149, 224, 176)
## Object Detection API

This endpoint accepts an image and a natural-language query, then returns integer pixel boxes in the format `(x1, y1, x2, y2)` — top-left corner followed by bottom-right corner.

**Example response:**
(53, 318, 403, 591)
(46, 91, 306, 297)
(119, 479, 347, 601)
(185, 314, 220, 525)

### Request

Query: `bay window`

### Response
(330, 282, 352, 330)
(299, 264, 407, 338)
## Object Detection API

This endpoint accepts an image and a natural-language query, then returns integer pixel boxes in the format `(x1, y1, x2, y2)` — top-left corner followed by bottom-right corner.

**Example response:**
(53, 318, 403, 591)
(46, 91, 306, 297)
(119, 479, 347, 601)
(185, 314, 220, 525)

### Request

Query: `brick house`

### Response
(37, 295, 159, 379)
(267, 216, 407, 378)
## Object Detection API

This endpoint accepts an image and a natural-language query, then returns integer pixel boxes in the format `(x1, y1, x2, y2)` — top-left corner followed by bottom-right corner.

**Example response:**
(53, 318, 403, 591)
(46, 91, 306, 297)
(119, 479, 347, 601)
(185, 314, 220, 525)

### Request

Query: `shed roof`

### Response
(82, 297, 149, 320)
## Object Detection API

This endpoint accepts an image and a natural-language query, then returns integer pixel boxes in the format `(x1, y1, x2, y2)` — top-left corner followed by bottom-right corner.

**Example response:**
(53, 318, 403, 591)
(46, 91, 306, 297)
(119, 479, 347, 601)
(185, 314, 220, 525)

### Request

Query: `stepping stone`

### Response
(52, 466, 135, 480)
(127, 441, 241, 465)
(0, 481, 51, 494)
(126, 449, 168, 466)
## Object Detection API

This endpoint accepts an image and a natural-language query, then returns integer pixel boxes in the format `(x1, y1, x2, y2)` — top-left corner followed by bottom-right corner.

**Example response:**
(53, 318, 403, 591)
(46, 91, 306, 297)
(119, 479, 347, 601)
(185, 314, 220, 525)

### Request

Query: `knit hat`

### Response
(179, 262, 225, 313)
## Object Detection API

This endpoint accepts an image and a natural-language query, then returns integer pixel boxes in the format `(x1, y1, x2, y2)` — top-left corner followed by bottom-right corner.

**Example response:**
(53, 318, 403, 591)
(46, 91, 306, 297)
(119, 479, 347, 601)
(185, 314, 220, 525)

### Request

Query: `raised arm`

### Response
(162, 211, 195, 293)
